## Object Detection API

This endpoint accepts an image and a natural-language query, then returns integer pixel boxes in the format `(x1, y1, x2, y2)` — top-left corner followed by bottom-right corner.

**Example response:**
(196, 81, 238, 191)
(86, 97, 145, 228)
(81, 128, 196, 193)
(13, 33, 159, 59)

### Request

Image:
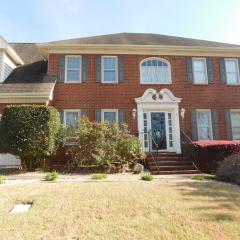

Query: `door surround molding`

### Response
(135, 88, 182, 153)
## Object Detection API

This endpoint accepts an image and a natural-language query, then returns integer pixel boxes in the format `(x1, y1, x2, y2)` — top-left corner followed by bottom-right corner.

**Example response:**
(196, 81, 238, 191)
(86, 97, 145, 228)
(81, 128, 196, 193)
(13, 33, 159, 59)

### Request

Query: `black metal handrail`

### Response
(180, 130, 198, 169)
(147, 129, 162, 172)
(181, 130, 197, 148)
(137, 130, 162, 172)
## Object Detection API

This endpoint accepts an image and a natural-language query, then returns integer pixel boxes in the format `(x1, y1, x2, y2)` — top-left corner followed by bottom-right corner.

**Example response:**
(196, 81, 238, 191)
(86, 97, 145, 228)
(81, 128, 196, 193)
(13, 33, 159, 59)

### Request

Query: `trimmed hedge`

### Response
(0, 105, 62, 170)
(193, 140, 240, 173)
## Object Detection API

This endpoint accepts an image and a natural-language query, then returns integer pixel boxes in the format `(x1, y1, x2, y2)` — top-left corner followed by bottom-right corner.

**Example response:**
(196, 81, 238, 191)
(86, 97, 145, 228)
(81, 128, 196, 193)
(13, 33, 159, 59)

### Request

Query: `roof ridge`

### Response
(41, 32, 240, 47)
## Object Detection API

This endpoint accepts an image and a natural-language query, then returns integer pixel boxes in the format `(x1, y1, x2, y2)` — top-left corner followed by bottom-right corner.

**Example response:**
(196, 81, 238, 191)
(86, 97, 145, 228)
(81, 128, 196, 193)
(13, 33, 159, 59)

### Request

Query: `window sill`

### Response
(101, 82, 119, 84)
(226, 83, 240, 86)
(192, 83, 209, 85)
(64, 81, 82, 84)
(140, 82, 172, 85)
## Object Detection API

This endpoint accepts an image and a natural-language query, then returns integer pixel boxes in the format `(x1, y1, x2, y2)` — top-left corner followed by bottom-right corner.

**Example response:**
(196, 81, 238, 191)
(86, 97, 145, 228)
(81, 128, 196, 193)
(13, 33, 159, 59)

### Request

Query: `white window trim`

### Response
(196, 109, 213, 140)
(64, 55, 82, 83)
(230, 109, 240, 140)
(225, 58, 240, 85)
(101, 109, 118, 123)
(101, 56, 118, 83)
(63, 109, 81, 126)
(192, 57, 208, 85)
(140, 57, 172, 84)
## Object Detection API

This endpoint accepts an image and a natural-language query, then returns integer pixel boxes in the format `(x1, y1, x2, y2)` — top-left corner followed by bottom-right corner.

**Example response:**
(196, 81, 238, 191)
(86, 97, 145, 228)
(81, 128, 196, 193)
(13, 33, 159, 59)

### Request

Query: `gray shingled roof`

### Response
(2, 58, 55, 95)
(4, 60, 49, 84)
(43, 33, 240, 48)
(10, 43, 43, 64)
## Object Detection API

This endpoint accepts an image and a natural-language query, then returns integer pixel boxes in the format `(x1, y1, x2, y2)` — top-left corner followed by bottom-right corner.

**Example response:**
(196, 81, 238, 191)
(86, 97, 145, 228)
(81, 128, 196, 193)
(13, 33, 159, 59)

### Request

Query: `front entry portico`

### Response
(135, 88, 182, 153)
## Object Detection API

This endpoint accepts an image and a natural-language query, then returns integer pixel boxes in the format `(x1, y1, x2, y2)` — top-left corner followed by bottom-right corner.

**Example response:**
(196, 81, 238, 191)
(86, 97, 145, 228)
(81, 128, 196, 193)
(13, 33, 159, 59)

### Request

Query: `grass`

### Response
(44, 171, 59, 181)
(191, 175, 205, 181)
(140, 174, 154, 181)
(0, 180, 240, 240)
(191, 175, 217, 181)
(0, 176, 5, 184)
(91, 173, 107, 180)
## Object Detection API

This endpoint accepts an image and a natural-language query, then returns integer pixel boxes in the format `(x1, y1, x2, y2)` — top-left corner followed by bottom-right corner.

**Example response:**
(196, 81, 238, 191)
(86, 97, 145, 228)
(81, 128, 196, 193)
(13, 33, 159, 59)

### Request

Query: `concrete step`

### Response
(147, 160, 193, 166)
(149, 165, 197, 171)
(151, 169, 201, 175)
(145, 152, 200, 175)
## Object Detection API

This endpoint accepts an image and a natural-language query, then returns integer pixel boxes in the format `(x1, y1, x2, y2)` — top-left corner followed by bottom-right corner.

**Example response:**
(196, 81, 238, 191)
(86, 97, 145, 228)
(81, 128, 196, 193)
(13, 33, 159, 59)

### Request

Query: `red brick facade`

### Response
(46, 53, 240, 140)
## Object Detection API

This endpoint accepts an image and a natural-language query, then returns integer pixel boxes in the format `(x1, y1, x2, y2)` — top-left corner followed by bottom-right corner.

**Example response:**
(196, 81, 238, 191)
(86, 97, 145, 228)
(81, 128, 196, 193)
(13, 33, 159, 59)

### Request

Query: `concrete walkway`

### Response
(0, 172, 213, 186)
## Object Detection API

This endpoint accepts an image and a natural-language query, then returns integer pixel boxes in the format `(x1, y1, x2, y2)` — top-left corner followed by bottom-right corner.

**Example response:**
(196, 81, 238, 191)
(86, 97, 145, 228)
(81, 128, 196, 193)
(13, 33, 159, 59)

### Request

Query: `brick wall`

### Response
(47, 53, 240, 139)
(0, 54, 238, 141)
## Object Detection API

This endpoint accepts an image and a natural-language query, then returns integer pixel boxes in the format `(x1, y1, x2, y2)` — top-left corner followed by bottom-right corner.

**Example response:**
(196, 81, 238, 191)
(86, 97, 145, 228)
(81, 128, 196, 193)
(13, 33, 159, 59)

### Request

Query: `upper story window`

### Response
(192, 58, 208, 84)
(65, 56, 81, 83)
(140, 58, 171, 84)
(225, 59, 240, 85)
(196, 110, 213, 140)
(102, 56, 118, 83)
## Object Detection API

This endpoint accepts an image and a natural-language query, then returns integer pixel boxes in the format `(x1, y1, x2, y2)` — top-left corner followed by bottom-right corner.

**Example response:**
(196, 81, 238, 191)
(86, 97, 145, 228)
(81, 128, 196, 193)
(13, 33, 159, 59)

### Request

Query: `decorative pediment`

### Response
(135, 88, 181, 104)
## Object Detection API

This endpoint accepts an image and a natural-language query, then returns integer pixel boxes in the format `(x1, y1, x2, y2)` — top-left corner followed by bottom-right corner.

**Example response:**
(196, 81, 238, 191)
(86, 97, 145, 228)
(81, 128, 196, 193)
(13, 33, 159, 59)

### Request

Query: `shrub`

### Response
(91, 173, 107, 180)
(45, 171, 59, 181)
(0, 176, 6, 184)
(193, 140, 240, 173)
(0, 105, 62, 171)
(216, 155, 240, 185)
(141, 174, 154, 181)
(65, 118, 144, 169)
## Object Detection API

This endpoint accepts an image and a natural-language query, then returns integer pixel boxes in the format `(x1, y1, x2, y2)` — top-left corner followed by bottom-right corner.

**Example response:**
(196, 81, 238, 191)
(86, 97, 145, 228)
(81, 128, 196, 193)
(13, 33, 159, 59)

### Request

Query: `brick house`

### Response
(1, 33, 240, 171)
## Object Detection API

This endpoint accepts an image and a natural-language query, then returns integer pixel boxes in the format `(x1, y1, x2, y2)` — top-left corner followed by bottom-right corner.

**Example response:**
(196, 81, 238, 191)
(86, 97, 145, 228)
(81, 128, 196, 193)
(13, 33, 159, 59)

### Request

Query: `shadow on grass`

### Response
(173, 181, 240, 222)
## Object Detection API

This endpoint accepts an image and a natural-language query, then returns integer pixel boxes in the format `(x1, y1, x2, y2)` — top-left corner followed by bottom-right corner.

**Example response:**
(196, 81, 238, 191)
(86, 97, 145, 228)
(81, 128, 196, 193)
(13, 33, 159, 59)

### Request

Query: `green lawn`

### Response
(0, 180, 240, 240)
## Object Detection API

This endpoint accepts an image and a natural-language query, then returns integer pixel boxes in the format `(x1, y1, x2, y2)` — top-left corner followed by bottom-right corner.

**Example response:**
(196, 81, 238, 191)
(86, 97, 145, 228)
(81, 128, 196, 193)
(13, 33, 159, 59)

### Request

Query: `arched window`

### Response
(140, 58, 171, 84)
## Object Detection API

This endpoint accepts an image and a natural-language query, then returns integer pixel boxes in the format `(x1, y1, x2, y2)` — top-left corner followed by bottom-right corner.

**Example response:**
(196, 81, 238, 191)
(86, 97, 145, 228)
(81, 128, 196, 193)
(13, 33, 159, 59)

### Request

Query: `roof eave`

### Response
(0, 82, 55, 104)
(0, 94, 50, 104)
(38, 44, 240, 58)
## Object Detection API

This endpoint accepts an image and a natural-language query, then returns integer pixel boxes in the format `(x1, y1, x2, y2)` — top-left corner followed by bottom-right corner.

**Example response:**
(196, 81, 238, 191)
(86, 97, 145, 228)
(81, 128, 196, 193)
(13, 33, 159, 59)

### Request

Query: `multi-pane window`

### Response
(140, 58, 171, 84)
(230, 111, 240, 140)
(168, 113, 173, 147)
(65, 56, 81, 83)
(143, 112, 148, 149)
(102, 56, 118, 83)
(196, 110, 213, 140)
(101, 109, 118, 124)
(225, 59, 240, 84)
(192, 58, 208, 84)
(64, 110, 80, 127)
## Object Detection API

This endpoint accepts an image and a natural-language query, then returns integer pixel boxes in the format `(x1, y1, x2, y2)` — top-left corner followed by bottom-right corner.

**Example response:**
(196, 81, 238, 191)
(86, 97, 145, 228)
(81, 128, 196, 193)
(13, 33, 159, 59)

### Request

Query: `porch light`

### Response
(180, 108, 185, 119)
(132, 108, 137, 119)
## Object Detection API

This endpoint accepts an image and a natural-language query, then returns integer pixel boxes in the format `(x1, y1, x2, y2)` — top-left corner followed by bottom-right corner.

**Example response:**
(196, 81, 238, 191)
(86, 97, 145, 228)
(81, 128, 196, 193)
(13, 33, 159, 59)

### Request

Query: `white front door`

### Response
(142, 111, 174, 152)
